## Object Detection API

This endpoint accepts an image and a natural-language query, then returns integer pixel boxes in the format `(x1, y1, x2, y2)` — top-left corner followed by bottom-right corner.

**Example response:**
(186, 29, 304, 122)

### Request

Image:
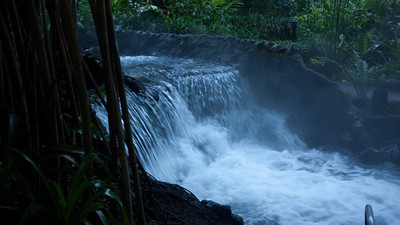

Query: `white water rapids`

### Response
(95, 56, 400, 225)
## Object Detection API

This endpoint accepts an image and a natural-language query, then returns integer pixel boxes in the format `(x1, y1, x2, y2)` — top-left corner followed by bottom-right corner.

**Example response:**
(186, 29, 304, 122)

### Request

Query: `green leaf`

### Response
(65, 180, 91, 220)
(12, 149, 58, 205)
(73, 202, 104, 224)
(95, 210, 109, 225)
(12, 171, 37, 202)
(104, 189, 123, 207)
(104, 210, 118, 225)
(51, 181, 67, 220)
(8, 114, 20, 145)
(79, 189, 106, 212)
(0, 205, 17, 210)
(45, 144, 85, 155)
(103, 189, 129, 225)
(70, 153, 95, 191)
(19, 203, 43, 225)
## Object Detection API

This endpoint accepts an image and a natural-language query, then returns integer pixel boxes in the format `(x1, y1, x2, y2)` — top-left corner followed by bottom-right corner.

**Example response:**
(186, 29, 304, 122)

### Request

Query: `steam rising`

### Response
(95, 56, 400, 225)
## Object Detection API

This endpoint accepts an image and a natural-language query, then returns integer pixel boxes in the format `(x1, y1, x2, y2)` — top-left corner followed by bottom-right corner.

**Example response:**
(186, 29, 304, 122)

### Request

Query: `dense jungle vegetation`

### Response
(1, 0, 147, 224)
(0, 0, 399, 225)
(77, 0, 400, 99)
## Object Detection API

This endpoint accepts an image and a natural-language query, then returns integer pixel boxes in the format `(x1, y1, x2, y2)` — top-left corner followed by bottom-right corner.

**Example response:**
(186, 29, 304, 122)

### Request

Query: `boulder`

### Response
(149, 179, 244, 225)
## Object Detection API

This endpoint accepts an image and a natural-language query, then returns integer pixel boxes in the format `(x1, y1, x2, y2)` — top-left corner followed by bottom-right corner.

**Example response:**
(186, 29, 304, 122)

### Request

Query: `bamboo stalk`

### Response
(19, 0, 59, 146)
(89, 107, 112, 157)
(0, 7, 21, 114)
(29, 50, 40, 149)
(24, 0, 51, 90)
(41, 0, 63, 145)
(45, 0, 80, 135)
(89, 1, 134, 223)
(7, 0, 27, 71)
(7, 0, 34, 148)
(104, 1, 147, 223)
(59, 0, 93, 158)
(89, 0, 119, 174)
(0, 45, 4, 104)
(2, 60, 15, 115)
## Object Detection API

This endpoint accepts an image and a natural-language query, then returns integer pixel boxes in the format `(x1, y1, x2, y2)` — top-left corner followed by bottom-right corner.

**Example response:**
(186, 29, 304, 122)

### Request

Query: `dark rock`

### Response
(343, 115, 400, 167)
(201, 200, 244, 225)
(78, 27, 99, 54)
(371, 88, 388, 115)
(124, 76, 145, 94)
(148, 180, 244, 225)
(352, 98, 369, 111)
(362, 115, 400, 147)
(82, 54, 104, 89)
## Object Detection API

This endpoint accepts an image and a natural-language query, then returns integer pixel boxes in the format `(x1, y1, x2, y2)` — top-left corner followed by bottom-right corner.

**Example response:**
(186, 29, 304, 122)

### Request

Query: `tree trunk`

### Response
(104, 0, 147, 223)
(58, 0, 93, 158)
(89, 1, 135, 224)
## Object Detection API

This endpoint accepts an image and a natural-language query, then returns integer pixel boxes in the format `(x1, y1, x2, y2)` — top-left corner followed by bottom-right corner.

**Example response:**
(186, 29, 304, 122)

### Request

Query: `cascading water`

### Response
(94, 55, 400, 225)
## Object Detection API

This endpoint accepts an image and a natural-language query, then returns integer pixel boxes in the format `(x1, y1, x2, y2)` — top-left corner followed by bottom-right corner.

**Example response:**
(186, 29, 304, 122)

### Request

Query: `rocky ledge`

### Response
(142, 178, 244, 225)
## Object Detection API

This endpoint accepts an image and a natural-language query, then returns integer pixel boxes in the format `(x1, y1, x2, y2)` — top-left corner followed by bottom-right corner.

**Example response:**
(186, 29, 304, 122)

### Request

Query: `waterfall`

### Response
(94, 55, 400, 225)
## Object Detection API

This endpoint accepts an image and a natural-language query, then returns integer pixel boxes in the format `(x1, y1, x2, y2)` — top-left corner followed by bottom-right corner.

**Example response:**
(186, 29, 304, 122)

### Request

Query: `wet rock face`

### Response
(149, 180, 244, 225)
(124, 76, 145, 94)
(200, 200, 244, 225)
(362, 115, 400, 147)
(339, 114, 400, 167)
(371, 88, 389, 115)
(82, 54, 104, 89)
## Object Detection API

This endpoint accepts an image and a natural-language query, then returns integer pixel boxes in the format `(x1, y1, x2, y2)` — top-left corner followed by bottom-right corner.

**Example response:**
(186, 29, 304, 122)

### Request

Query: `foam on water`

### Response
(96, 56, 400, 225)
(178, 140, 400, 225)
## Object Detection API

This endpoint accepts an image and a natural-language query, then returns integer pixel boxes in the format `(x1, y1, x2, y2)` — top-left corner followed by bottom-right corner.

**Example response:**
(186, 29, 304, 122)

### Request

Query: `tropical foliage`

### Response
(298, 0, 400, 86)
(1, 0, 145, 224)
(77, 0, 400, 97)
